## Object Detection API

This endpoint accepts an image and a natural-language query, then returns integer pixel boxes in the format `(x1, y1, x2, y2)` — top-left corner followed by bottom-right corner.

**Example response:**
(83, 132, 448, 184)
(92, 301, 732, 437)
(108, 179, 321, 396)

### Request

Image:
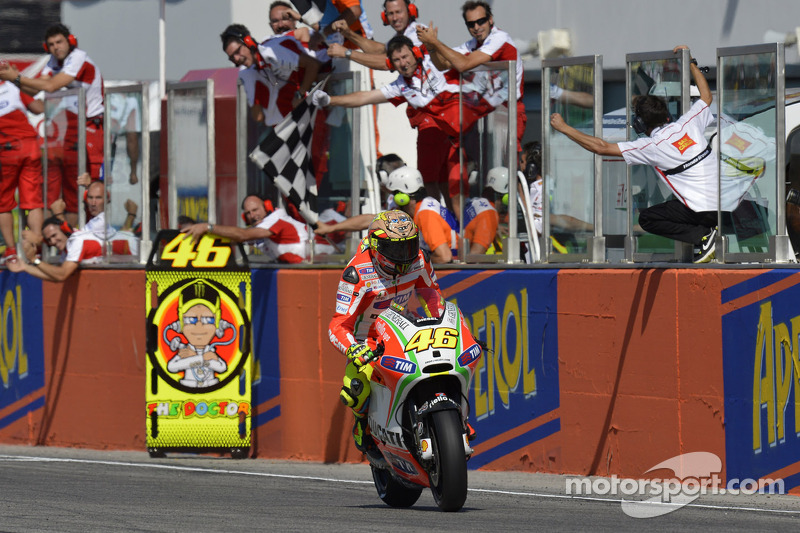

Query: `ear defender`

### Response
(394, 192, 410, 206)
(502, 193, 509, 206)
(43, 32, 77, 52)
(381, 2, 418, 25)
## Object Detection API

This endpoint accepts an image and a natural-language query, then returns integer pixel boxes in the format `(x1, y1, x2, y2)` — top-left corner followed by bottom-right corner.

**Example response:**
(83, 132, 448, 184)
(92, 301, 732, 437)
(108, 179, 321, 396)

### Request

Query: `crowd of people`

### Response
(0, 0, 771, 285)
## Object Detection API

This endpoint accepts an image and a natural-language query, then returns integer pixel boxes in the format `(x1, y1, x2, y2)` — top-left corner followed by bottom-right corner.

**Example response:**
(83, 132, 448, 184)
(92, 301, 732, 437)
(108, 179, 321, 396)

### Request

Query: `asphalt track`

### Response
(0, 445, 798, 532)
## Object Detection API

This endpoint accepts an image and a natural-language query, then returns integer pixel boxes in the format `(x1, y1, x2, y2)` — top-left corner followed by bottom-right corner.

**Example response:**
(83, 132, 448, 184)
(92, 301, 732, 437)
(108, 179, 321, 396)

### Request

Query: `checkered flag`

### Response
(249, 79, 329, 226)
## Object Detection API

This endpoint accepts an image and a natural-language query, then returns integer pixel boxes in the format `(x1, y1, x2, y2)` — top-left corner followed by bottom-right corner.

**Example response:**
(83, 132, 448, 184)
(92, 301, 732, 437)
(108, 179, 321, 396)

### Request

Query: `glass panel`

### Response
(718, 51, 778, 255)
(104, 89, 144, 261)
(628, 57, 683, 256)
(547, 63, 596, 257)
(171, 87, 210, 226)
(458, 63, 516, 262)
(43, 90, 82, 224)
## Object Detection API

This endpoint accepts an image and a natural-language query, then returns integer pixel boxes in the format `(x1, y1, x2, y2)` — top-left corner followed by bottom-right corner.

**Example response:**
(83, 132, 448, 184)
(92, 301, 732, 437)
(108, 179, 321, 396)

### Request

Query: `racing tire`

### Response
(428, 409, 468, 512)
(371, 466, 423, 508)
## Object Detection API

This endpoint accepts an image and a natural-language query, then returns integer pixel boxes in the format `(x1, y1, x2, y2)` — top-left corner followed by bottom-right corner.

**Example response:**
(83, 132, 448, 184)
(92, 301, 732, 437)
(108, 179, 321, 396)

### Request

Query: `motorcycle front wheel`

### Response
(427, 409, 468, 511)
(371, 465, 423, 508)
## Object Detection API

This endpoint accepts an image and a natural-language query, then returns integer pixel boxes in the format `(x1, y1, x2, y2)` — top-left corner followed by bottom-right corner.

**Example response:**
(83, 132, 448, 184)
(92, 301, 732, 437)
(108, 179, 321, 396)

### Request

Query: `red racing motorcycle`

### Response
(356, 287, 484, 512)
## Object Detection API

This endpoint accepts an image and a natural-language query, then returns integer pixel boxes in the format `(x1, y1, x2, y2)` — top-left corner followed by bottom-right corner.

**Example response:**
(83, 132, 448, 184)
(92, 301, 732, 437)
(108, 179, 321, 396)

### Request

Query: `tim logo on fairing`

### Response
(458, 344, 481, 366)
(380, 356, 417, 374)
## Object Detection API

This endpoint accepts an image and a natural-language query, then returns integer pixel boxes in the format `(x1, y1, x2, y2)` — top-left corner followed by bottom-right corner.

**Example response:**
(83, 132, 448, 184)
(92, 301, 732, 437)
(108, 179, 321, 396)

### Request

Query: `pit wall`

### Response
(0, 267, 798, 492)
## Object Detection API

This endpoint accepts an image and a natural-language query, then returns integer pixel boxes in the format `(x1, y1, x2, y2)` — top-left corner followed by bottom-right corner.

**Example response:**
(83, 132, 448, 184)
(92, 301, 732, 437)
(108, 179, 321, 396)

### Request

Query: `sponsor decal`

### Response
(337, 282, 354, 295)
(335, 302, 349, 314)
(458, 343, 482, 366)
(380, 355, 417, 374)
(336, 293, 351, 303)
(672, 133, 697, 155)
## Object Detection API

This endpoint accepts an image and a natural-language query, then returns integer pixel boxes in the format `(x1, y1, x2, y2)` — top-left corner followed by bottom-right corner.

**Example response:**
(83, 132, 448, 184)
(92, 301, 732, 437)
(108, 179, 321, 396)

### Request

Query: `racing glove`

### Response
(311, 90, 331, 107)
(346, 342, 374, 367)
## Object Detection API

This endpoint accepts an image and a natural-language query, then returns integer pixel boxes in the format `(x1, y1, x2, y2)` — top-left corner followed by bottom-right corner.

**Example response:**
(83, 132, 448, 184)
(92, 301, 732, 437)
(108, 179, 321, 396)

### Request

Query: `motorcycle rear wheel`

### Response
(371, 466, 423, 508)
(428, 409, 468, 512)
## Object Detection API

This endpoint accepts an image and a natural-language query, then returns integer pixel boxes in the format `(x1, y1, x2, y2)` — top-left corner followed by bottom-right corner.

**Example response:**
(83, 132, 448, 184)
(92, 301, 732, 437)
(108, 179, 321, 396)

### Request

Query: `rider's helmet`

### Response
(367, 210, 420, 276)
(384, 166, 424, 206)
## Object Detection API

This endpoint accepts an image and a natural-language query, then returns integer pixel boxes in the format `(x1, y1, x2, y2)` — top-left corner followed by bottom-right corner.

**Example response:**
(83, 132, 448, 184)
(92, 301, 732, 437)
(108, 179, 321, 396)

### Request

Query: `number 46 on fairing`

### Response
(160, 234, 232, 269)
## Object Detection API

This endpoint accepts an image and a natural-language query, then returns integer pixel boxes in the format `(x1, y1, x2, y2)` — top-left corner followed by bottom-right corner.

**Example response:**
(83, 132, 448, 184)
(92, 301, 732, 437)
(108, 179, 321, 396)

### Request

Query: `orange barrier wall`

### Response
(5, 267, 800, 492)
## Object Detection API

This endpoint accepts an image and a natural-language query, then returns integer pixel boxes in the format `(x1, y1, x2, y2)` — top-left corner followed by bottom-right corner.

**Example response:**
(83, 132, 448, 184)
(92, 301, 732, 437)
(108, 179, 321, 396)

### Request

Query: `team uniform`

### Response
(239, 35, 309, 127)
(63, 225, 137, 264)
(328, 242, 439, 354)
(618, 98, 718, 244)
(452, 26, 526, 148)
(381, 55, 489, 196)
(413, 197, 460, 256)
(0, 81, 44, 213)
(463, 197, 499, 251)
(251, 207, 309, 263)
(41, 47, 104, 212)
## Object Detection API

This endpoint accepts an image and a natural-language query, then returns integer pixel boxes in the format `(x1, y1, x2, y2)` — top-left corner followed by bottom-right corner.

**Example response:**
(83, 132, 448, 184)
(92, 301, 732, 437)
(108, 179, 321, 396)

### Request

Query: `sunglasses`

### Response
(465, 16, 489, 29)
(183, 316, 216, 325)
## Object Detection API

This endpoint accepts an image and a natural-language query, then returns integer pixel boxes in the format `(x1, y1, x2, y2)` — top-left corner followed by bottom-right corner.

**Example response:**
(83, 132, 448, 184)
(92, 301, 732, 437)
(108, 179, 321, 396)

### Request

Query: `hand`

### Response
(177, 347, 195, 359)
(311, 90, 331, 107)
(314, 220, 332, 235)
(550, 113, 566, 132)
(5, 258, 25, 273)
(416, 21, 438, 46)
(76, 172, 92, 187)
(203, 352, 219, 362)
(22, 229, 43, 245)
(125, 198, 138, 216)
(673, 44, 689, 54)
(129, 170, 138, 185)
(49, 198, 67, 217)
(331, 19, 349, 33)
(181, 223, 210, 244)
(346, 342, 374, 367)
(327, 42, 347, 59)
(0, 64, 19, 82)
(21, 240, 37, 261)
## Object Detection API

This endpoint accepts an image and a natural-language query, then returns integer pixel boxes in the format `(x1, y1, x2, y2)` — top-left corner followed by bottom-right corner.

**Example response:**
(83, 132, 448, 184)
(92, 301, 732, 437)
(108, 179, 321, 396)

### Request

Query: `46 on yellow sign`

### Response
(161, 234, 232, 269)
(405, 327, 459, 353)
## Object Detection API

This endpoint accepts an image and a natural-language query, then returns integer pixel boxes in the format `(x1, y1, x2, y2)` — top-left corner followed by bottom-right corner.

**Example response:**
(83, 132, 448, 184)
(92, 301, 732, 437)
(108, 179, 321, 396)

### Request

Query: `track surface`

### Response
(1, 445, 798, 532)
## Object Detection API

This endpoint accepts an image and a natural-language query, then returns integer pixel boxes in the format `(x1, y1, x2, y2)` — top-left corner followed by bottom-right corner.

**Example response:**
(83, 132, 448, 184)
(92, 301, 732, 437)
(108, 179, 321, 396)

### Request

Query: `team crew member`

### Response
(0, 76, 45, 261)
(0, 24, 105, 225)
(267, 1, 330, 63)
(550, 45, 719, 263)
(319, 0, 373, 48)
(8, 216, 112, 282)
(221, 24, 322, 127)
(383, 166, 459, 263)
(312, 35, 490, 213)
(417, 1, 526, 148)
(328, 0, 421, 70)
(328, 210, 441, 453)
(182, 195, 310, 264)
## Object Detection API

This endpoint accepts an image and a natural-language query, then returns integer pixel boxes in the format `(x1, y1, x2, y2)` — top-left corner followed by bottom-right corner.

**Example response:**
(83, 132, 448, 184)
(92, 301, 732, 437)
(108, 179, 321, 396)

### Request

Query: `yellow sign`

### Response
(145, 231, 251, 457)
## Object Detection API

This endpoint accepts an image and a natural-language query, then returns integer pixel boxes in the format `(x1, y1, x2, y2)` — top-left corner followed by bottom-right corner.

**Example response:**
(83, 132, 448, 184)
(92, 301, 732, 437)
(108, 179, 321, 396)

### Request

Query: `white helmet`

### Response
(385, 166, 424, 194)
(486, 166, 509, 193)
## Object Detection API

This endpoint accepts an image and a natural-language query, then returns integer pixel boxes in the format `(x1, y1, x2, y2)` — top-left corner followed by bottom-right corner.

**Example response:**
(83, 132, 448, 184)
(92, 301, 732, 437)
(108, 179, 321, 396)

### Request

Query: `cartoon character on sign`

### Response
(163, 280, 237, 388)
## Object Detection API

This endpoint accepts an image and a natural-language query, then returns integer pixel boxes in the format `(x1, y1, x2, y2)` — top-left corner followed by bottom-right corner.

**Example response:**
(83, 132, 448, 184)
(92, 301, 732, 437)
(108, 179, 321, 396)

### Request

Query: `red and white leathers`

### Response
(452, 26, 526, 147)
(279, 28, 331, 64)
(238, 35, 308, 127)
(0, 81, 43, 212)
(618, 99, 720, 212)
(251, 207, 309, 263)
(328, 241, 440, 354)
(41, 47, 104, 118)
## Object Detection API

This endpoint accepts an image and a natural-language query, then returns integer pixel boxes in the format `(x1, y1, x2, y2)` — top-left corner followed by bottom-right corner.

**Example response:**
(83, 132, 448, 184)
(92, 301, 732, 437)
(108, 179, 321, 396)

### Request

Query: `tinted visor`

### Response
(376, 235, 419, 265)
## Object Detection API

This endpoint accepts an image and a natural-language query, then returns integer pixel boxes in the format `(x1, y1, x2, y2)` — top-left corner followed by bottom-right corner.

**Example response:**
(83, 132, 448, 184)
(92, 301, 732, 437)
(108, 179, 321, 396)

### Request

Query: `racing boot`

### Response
(352, 414, 376, 453)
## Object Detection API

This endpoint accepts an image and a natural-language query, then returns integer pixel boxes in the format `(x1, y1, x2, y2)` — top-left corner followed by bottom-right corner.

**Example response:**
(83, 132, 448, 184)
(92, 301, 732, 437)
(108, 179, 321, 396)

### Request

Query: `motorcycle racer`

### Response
(328, 210, 442, 453)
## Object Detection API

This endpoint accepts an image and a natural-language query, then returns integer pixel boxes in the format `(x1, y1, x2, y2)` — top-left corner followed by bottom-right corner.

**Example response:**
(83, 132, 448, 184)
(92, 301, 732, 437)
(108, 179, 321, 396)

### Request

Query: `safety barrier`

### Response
(0, 267, 798, 494)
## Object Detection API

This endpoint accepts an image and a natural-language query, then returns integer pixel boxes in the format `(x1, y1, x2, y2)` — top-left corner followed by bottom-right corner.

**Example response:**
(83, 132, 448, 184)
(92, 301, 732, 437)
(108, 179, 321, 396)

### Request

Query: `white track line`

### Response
(1, 454, 797, 515)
